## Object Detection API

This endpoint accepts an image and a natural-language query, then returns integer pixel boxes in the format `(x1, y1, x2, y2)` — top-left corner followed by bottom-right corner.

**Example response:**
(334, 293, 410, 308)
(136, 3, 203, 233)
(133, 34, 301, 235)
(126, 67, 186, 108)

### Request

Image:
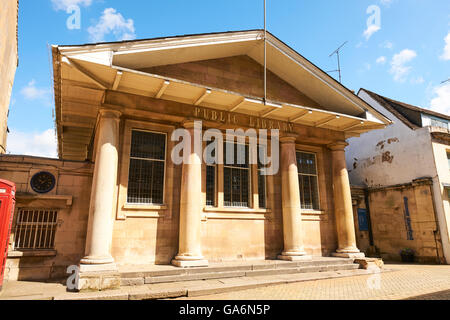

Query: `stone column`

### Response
(278, 134, 311, 261)
(329, 141, 365, 258)
(172, 120, 208, 267)
(80, 109, 122, 272)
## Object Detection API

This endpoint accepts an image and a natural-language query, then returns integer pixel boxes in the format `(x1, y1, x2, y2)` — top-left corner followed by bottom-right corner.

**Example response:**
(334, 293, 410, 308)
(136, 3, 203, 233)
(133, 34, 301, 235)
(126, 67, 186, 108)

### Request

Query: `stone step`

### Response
(120, 259, 359, 287)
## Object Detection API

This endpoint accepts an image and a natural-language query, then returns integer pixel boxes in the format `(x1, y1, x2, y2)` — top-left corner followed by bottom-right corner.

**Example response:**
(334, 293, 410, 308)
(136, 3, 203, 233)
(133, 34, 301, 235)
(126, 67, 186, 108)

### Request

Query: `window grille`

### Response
(205, 140, 217, 207)
(14, 209, 58, 250)
(127, 130, 166, 205)
(257, 145, 267, 208)
(297, 152, 320, 210)
(223, 142, 250, 207)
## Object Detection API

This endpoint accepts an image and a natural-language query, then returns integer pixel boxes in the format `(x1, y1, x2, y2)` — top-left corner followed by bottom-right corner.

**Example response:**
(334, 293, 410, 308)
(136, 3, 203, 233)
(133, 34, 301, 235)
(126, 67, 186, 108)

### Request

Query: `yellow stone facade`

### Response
(352, 179, 446, 264)
(0, 0, 19, 153)
(1, 31, 391, 286)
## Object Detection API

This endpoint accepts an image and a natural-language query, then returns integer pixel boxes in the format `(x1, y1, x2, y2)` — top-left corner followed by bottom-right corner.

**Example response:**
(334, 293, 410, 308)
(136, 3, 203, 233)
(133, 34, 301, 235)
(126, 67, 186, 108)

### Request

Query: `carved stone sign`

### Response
(193, 106, 294, 133)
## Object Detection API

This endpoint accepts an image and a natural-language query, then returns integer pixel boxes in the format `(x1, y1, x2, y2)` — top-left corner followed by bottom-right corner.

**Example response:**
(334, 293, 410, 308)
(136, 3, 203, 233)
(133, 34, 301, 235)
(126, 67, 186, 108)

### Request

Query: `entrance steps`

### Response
(119, 257, 360, 287)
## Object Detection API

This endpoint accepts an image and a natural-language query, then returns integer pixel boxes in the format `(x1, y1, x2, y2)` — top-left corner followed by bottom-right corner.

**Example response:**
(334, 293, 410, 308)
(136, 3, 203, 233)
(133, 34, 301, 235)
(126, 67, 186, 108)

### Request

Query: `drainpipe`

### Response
(364, 188, 375, 247)
(428, 180, 444, 264)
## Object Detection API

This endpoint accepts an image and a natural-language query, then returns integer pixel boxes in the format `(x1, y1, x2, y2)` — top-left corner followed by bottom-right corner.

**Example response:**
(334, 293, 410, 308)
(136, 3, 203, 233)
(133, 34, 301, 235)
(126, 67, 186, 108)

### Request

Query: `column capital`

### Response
(99, 108, 122, 120)
(328, 141, 349, 151)
(280, 133, 298, 144)
(182, 119, 202, 129)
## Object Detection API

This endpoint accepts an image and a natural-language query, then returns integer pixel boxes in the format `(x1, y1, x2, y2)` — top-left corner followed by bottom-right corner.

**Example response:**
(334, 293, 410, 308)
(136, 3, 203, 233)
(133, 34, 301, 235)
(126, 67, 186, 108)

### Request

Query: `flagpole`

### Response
(264, 0, 267, 105)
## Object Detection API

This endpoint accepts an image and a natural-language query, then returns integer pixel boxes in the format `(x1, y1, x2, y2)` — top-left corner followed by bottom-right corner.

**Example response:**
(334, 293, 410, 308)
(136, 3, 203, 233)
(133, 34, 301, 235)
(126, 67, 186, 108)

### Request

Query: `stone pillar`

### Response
(278, 134, 311, 261)
(79, 109, 121, 278)
(329, 141, 365, 259)
(172, 120, 208, 267)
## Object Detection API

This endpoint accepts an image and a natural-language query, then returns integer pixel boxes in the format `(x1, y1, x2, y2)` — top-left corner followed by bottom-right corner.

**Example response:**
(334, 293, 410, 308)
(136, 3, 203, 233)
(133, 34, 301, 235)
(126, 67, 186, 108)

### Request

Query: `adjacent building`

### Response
(1, 30, 390, 289)
(347, 88, 450, 264)
(0, 0, 19, 153)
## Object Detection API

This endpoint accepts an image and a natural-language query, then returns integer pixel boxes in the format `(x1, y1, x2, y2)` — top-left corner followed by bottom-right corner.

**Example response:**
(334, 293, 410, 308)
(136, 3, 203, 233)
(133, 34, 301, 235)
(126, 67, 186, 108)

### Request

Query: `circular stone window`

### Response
(30, 171, 56, 194)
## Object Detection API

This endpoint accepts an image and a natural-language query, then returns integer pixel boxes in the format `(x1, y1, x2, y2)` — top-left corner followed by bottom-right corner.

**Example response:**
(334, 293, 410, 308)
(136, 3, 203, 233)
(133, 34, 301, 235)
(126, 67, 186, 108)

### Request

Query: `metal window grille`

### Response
(205, 140, 217, 207)
(297, 152, 320, 210)
(223, 143, 250, 207)
(257, 145, 267, 208)
(127, 130, 166, 205)
(14, 209, 58, 250)
(206, 165, 216, 206)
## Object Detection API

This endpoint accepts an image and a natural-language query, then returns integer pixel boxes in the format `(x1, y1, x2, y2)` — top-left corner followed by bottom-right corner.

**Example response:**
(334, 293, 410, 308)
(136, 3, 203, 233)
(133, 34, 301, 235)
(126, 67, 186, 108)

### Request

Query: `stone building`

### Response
(1, 31, 390, 289)
(347, 89, 450, 264)
(0, 0, 19, 153)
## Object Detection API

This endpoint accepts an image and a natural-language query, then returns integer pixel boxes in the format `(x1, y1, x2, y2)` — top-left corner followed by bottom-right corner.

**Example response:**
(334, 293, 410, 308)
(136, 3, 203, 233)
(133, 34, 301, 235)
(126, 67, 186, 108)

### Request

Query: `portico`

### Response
(46, 30, 392, 290)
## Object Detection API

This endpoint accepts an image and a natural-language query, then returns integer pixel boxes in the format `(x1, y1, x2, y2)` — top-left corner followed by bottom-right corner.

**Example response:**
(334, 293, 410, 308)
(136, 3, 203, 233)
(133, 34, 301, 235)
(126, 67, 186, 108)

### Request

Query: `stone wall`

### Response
(0, 0, 18, 153)
(352, 178, 445, 263)
(0, 155, 93, 281)
(141, 55, 323, 110)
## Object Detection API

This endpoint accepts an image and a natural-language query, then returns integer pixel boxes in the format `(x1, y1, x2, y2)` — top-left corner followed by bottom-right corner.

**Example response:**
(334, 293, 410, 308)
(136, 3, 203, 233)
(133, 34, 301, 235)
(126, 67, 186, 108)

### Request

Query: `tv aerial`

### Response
(326, 41, 348, 83)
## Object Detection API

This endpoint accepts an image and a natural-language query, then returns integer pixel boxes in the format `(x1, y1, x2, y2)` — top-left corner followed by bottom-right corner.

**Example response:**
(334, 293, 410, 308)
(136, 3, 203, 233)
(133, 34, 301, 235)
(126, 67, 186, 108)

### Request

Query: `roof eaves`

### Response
(360, 89, 419, 130)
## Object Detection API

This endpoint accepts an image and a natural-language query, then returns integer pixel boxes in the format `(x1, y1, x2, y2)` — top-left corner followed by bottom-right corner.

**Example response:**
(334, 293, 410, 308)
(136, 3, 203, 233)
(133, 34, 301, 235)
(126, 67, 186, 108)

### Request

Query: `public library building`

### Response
(0, 30, 390, 288)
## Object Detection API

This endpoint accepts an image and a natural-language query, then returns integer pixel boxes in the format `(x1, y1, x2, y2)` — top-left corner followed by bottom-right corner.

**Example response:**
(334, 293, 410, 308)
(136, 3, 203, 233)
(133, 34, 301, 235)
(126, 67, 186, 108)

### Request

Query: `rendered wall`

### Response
(347, 91, 437, 188)
(0, 0, 18, 153)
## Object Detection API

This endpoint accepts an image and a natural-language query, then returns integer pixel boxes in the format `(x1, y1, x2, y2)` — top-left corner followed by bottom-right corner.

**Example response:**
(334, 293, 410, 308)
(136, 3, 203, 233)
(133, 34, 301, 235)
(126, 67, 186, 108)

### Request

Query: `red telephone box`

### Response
(0, 180, 16, 291)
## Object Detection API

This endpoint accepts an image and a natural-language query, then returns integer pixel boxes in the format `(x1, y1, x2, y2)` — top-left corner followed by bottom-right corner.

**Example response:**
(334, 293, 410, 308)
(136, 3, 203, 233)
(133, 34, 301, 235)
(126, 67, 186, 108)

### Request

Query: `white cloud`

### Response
(410, 76, 425, 84)
(87, 8, 136, 43)
(7, 129, 58, 158)
(380, 41, 394, 49)
(51, 0, 92, 11)
(380, 0, 393, 7)
(440, 32, 450, 61)
(429, 83, 450, 115)
(363, 24, 381, 41)
(376, 56, 386, 64)
(390, 49, 417, 82)
(20, 80, 52, 106)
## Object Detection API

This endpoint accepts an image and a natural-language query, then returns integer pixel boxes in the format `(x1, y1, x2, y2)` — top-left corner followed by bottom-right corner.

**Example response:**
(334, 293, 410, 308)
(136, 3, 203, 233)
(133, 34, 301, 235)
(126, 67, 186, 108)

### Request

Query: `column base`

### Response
(172, 256, 209, 268)
(332, 252, 366, 259)
(72, 263, 120, 292)
(278, 252, 312, 261)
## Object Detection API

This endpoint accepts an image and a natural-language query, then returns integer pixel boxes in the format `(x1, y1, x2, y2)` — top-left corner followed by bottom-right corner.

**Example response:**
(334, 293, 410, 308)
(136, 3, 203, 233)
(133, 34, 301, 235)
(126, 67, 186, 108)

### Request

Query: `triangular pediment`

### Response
(140, 55, 324, 110)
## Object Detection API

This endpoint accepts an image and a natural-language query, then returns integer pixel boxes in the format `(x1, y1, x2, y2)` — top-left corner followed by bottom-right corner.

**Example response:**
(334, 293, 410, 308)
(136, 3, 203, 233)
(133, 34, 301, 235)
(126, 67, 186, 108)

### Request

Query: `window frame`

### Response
(223, 141, 252, 208)
(13, 208, 59, 251)
(127, 129, 168, 206)
(202, 132, 272, 218)
(296, 149, 321, 212)
(118, 120, 176, 219)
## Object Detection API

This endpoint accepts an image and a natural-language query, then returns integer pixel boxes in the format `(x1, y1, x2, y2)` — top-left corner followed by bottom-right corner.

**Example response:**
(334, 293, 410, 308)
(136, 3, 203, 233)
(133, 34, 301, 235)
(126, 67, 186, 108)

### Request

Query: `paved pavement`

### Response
(1, 263, 449, 300)
(176, 264, 450, 300)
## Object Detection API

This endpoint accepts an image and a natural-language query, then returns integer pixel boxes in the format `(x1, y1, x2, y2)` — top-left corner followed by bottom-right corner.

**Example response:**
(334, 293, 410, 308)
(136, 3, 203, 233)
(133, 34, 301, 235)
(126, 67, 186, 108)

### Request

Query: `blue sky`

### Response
(7, 0, 450, 157)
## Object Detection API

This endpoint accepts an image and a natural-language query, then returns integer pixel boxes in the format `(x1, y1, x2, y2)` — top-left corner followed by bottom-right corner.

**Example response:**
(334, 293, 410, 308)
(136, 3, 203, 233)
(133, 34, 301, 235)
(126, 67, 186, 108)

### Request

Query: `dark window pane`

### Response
(128, 130, 166, 205)
(224, 142, 249, 168)
(224, 167, 249, 207)
(223, 142, 250, 207)
(130, 130, 166, 160)
(297, 152, 320, 210)
(297, 152, 317, 175)
(258, 171, 266, 208)
(206, 165, 216, 206)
